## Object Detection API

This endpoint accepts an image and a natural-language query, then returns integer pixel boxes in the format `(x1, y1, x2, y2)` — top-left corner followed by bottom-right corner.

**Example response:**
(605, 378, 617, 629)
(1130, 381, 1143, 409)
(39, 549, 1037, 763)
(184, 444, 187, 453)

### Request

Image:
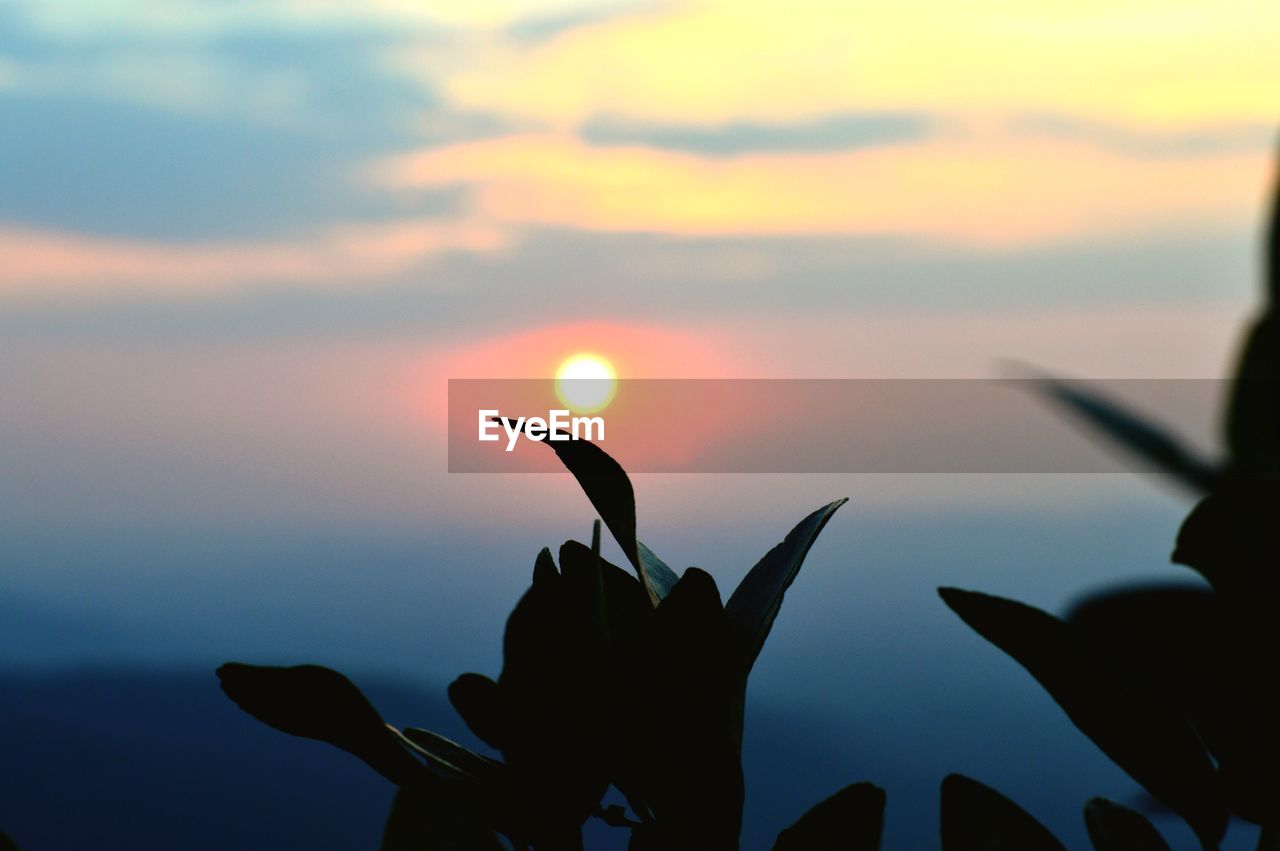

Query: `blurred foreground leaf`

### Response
(939, 589, 1227, 846)
(1022, 372, 1219, 493)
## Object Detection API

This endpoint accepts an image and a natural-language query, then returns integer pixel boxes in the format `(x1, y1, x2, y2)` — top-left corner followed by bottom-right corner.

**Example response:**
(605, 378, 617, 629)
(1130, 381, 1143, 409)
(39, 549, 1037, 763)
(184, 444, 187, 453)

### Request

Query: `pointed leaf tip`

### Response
(637, 540, 679, 606)
(773, 782, 885, 850)
(520, 421, 680, 603)
(532, 547, 559, 588)
(1024, 372, 1220, 493)
(941, 774, 1065, 851)
(725, 498, 847, 673)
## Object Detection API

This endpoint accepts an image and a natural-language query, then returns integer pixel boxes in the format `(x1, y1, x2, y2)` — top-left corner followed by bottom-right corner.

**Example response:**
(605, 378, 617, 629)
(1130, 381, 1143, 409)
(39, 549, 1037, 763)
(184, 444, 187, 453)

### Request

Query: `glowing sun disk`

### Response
(555, 353, 617, 413)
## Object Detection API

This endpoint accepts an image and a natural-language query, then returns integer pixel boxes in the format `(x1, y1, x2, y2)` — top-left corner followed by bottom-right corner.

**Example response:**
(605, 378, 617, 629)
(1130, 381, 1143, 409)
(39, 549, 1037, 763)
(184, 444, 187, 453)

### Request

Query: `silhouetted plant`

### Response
(939, 153, 1280, 850)
(215, 147, 1280, 851)
(218, 428, 873, 849)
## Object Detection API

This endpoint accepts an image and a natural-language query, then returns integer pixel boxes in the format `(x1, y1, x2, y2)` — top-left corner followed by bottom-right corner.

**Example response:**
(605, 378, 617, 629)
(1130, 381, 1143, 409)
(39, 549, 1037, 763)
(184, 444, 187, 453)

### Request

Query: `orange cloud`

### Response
(375, 132, 1270, 246)
(0, 218, 509, 301)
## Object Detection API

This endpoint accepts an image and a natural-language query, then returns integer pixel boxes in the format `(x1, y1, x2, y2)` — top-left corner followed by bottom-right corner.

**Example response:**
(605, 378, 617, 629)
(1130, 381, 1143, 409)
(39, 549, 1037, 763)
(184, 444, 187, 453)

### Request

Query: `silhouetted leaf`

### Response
(502, 417, 639, 559)
(940, 774, 1065, 851)
(496, 548, 615, 841)
(1225, 313, 1280, 474)
(448, 673, 506, 751)
(637, 540, 679, 606)
(773, 782, 885, 850)
(1083, 798, 1171, 851)
(559, 539, 653, 650)
(0, 831, 19, 851)
(939, 589, 1227, 847)
(532, 546, 559, 589)
(1173, 483, 1280, 596)
(1064, 582, 1266, 795)
(504, 417, 677, 606)
(1024, 372, 1219, 493)
(725, 499, 847, 674)
(1225, 162, 1280, 472)
(216, 663, 427, 786)
(380, 787, 505, 851)
(399, 727, 504, 784)
(641, 568, 743, 850)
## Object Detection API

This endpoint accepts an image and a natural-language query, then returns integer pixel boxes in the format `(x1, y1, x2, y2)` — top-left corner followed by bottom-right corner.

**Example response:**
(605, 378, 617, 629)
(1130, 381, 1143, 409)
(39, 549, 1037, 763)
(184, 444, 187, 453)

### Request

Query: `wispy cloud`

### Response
(374, 131, 1268, 245)
(579, 112, 936, 156)
(0, 218, 509, 301)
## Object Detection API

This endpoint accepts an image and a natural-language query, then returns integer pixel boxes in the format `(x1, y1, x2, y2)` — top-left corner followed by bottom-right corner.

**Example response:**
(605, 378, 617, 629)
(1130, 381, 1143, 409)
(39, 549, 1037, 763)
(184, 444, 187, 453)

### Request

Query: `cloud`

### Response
(1011, 113, 1276, 158)
(0, 225, 1257, 342)
(10, 0, 640, 40)
(580, 111, 935, 156)
(374, 131, 1269, 245)
(0, 218, 509, 302)
(433, 0, 1280, 131)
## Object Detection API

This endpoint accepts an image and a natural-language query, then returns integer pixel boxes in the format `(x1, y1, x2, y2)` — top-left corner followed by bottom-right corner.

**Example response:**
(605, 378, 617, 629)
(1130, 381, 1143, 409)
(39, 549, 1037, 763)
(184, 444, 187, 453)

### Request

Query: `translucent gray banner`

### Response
(447, 379, 1228, 473)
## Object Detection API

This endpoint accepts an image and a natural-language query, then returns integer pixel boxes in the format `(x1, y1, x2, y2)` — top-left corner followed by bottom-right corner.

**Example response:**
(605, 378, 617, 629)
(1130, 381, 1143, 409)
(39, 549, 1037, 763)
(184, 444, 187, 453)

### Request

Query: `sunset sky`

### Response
(2, 3, 1277, 847)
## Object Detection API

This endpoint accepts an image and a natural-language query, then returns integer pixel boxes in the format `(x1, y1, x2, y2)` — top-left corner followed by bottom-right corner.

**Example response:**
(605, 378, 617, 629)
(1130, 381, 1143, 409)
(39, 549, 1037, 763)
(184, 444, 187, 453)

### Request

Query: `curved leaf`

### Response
(505, 417, 680, 606)
(0, 831, 19, 851)
(216, 663, 427, 787)
(559, 539, 655, 665)
(502, 418, 642, 573)
(1173, 483, 1280, 596)
(496, 548, 616, 838)
(1083, 798, 1171, 851)
(1225, 312, 1280, 475)
(1022, 371, 1219, 493)
(399, 727, 504, 784)
(940, 774, 1063, 851)
(773, 782, 885, 850)
(637, 540, 680, 607)
(1225, 158, 1280, 473)
(725, 499, 847, 674)
(940, 774, 1064, 851)
(939, 589, 1227, 847)
(641, 568, 743, 850)
(448, 674, 506, 751)
(1064, 583, 1264, 773)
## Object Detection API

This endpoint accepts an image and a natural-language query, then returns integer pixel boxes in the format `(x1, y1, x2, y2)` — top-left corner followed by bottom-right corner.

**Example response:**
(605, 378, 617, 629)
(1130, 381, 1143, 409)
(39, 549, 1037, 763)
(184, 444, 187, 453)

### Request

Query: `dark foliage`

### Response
(215, 143, 1280, 850)
(942, 149, 1280, 849)
(220, 430, 851, 849)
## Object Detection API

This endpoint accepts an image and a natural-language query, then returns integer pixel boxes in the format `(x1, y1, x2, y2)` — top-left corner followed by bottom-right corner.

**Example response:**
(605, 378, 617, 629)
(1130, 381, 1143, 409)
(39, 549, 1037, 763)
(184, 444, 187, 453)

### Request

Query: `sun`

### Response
(555, 353, 617, 414)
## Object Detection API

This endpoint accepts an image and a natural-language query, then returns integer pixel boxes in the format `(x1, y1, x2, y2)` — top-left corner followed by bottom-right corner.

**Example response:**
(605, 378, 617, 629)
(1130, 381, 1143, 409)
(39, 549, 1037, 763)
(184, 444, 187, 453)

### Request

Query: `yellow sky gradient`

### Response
(376, 130, 1270, 245)
(438, 0, 1279, 129)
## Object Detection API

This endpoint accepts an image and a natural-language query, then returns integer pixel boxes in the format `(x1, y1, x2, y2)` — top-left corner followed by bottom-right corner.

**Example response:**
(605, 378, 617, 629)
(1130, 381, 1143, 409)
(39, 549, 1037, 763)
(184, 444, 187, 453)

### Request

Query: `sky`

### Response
(1, 1, 1278, 848)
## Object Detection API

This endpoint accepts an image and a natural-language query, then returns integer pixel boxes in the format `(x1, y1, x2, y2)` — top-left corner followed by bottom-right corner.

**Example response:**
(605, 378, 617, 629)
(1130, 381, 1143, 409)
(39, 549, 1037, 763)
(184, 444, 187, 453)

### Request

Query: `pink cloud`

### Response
(0, 218, 510, 302)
